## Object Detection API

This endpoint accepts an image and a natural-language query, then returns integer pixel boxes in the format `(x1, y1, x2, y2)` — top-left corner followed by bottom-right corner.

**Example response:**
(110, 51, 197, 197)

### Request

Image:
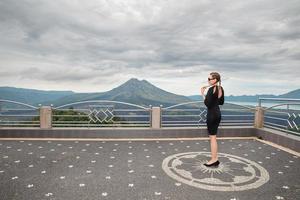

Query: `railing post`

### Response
(254, 106, 264, 128)
(151, 106, 161, 129)
(40, 106, 52, 129)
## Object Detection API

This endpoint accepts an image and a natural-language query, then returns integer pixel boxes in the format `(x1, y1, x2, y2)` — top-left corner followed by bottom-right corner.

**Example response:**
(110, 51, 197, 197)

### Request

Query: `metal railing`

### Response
(52, 100, 151, 127)
(0, 99, 40, 127)
(0, 98, 299, 137)
(259, 98, 300, 136)
(161, 101, 255, 127)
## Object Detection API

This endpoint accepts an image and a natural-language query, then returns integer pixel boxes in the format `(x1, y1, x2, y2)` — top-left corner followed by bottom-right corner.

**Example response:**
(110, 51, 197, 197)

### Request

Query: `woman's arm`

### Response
(218, 86, 224, 105)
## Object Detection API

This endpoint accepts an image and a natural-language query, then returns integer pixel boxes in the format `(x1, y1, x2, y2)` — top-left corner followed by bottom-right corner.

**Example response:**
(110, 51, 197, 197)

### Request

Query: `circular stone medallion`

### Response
(162, 152, 269, 191)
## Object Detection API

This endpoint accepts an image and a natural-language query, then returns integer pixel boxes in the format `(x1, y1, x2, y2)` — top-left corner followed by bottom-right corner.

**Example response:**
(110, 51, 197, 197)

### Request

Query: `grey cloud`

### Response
(0, 0, 299, 94)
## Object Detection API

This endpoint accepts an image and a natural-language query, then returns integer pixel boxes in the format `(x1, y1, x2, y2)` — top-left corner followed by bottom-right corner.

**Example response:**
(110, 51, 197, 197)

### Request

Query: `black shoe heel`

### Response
(203, 160, 220, 167)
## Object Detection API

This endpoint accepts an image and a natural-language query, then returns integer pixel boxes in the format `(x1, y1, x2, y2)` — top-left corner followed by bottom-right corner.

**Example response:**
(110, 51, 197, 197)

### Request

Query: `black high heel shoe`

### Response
(203, 160, 220, 167)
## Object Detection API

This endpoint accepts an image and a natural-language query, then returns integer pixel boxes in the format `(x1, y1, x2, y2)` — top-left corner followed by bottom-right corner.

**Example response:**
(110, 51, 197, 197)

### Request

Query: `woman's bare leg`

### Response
(207, 135, 218, 164)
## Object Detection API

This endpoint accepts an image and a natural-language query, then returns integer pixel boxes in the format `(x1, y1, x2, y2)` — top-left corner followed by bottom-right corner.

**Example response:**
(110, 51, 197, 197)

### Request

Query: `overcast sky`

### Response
(0, 0, 299, 96)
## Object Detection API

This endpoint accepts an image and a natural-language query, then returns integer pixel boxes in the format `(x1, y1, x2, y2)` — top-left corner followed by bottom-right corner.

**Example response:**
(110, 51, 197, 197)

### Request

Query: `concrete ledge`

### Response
(255, 127, 300, 153)
(0, 126, 299, 153)
(0, 126, 255, 138)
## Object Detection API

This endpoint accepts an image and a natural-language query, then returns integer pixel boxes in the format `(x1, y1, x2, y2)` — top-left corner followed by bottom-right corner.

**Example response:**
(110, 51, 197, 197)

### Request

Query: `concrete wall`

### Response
(255, 127, 300, 152)
(0, 126, 254, 138)
(1, 126, 299, 153)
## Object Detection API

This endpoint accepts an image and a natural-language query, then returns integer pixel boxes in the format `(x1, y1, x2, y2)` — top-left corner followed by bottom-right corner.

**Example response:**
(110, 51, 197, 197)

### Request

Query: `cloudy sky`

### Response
(0, 0, 299, 96)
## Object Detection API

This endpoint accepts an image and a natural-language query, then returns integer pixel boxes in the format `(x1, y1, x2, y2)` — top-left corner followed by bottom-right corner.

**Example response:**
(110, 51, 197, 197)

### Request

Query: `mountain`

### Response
(1, 79, 299, 108)
(278, 89, 300, 99)
(46, 78, 191, 107)
(0, 87, 74, 106)
(188, 88, 300, 102)
(0, 78, 192, 107)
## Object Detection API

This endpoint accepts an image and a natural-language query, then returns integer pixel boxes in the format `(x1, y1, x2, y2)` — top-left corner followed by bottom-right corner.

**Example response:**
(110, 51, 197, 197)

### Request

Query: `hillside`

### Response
(0, 87, 74, 106)
(47, 78, 192, 107)
(1, 80, 299, 107)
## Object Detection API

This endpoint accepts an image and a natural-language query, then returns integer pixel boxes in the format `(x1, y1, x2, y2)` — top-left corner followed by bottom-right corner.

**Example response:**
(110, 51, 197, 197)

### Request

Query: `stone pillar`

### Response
(151, 107, 161, 128)
(40, 106, 52, 129)
(254, 106, 264, 128)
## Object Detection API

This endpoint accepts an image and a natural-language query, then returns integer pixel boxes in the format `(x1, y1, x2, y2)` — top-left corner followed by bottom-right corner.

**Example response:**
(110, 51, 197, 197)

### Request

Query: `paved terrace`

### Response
(0, 136, 299, 200)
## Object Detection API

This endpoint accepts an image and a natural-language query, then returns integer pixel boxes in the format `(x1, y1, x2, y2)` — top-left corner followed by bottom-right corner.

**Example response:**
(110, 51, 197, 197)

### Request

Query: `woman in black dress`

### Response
(201, 72, 224, 167)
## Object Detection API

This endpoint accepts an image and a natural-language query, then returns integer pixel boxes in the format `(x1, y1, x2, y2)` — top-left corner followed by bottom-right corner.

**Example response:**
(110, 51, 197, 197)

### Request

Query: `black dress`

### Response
(204, 86, 224, 135)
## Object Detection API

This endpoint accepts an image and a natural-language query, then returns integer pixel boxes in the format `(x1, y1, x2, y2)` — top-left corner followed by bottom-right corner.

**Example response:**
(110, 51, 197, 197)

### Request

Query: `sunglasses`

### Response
(208, 78, 216, 81)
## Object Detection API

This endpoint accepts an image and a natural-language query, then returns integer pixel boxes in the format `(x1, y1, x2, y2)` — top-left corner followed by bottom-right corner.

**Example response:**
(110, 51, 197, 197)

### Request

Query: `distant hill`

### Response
(46, 78, 191, 107)
(1, 79, 299, 107)
(0, 87, 74, 106)
(278, 89, 300, 99)
(188, 89, 300, 102)
(0, 78, 192, 107)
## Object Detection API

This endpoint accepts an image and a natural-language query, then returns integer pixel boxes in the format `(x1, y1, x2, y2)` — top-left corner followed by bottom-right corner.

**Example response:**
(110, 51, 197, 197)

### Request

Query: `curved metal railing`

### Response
(259, 98, 300, 136)
(161, 101, 255, 127)
(0, 99, 40, 127)
(1, 98, 299, 135)
(52, 100, 151, 127)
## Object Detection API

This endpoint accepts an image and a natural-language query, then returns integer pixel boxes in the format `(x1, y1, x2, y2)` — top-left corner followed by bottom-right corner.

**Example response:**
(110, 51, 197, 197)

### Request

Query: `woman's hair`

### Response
(210, 72, 221, 86)
(210, 72, 223, 97)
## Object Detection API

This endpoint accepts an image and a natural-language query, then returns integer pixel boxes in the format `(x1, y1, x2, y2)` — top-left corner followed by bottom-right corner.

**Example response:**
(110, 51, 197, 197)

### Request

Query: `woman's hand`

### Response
(201, 86, 206, 95)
